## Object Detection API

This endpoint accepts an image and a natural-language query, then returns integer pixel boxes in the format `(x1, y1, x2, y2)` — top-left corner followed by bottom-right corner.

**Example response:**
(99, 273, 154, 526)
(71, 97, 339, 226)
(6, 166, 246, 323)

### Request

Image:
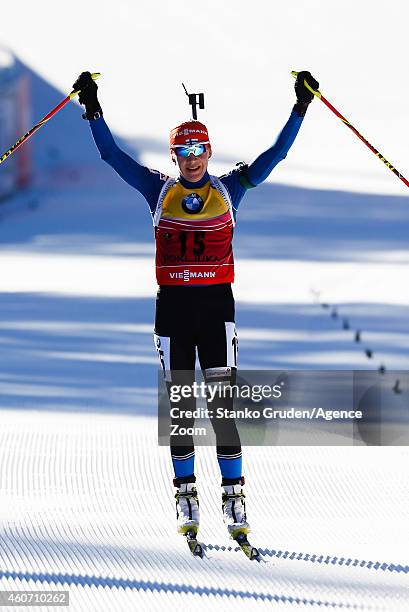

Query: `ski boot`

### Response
(174, 476, 203, 557)
(222, 477, 260, 560)
(222, 476, 250, 537)
(174, 476, 200, 535)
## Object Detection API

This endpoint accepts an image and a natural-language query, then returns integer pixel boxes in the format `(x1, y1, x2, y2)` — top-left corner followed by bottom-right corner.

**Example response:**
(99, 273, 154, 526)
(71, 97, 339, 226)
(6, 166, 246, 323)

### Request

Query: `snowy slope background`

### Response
(0, 1, 408, 610)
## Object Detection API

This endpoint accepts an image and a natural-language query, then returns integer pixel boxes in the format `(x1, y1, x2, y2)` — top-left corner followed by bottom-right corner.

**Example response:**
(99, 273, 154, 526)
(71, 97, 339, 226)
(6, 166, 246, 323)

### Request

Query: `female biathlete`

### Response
(73, 70, 319, 547)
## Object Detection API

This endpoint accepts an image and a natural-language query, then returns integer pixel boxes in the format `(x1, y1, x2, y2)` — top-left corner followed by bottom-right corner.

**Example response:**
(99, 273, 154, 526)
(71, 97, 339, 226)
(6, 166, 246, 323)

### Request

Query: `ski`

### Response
(233, 531, 261, 561)
(184, 528, 205, 558)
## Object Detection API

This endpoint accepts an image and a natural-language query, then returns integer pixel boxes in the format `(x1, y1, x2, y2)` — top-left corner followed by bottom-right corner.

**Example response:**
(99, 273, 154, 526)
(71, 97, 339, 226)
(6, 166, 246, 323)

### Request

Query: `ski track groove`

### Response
(204, 543, 408, 573)
(0, 570, 387, 610)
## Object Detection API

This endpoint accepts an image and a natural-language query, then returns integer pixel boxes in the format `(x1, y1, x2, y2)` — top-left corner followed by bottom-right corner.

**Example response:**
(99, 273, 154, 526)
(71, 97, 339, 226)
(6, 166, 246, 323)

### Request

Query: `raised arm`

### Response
(246, 111, 303, 186)
(246, 71, 319, 187)
(220, 71, 319, 212)
(73, 72, 165, 211)
(89, 117, 164, 202)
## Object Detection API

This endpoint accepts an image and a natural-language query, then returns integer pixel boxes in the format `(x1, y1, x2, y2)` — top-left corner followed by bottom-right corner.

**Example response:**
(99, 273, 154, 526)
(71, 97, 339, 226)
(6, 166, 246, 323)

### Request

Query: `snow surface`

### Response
(0, 2, 408, 610)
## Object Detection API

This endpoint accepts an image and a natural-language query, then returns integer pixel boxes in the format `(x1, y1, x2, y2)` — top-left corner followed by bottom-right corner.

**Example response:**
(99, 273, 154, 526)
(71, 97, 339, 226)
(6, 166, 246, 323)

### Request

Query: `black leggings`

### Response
(154, 283, 241, 459)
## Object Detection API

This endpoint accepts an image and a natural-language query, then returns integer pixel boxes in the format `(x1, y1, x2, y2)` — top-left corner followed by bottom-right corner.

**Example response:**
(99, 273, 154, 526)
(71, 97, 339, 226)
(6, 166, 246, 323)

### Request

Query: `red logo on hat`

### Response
(170, 121, 210, 147)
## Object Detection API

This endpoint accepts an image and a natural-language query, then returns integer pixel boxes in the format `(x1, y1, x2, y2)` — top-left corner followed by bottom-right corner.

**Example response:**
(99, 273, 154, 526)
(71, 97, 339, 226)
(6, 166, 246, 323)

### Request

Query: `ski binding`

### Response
(233, 531, 261, 561)
(184, 528, 205, 558)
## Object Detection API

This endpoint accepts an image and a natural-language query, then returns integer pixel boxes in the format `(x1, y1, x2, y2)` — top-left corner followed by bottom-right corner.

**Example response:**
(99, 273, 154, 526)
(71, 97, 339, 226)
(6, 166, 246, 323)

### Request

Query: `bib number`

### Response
(178, 231, 205, 257)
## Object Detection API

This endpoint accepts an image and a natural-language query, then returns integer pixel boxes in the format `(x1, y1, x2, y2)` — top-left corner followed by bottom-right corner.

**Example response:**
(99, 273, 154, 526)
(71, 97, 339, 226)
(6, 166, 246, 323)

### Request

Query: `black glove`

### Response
(293, 71, 319, 116)
(72, 71, 102, 120)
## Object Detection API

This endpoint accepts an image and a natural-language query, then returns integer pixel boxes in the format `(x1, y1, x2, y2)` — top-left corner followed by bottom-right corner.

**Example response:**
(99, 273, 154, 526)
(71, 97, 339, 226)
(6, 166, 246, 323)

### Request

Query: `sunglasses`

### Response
(173, 144, 207, 157)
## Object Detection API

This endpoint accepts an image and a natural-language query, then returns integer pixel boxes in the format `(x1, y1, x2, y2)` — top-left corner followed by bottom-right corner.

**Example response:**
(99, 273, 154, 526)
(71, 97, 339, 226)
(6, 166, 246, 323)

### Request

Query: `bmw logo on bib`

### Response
(182, 192, 204, 214)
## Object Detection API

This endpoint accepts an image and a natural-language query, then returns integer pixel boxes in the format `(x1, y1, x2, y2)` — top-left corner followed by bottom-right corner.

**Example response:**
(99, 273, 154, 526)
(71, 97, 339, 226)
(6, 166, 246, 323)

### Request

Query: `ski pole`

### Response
(0, 72, 101, 166)
(291, 70, 409, 189)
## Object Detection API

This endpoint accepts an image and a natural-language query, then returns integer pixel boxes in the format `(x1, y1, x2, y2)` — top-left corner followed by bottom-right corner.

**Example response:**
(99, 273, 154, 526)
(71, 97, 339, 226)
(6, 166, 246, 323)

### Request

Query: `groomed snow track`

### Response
(0, 410, 407, 611)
